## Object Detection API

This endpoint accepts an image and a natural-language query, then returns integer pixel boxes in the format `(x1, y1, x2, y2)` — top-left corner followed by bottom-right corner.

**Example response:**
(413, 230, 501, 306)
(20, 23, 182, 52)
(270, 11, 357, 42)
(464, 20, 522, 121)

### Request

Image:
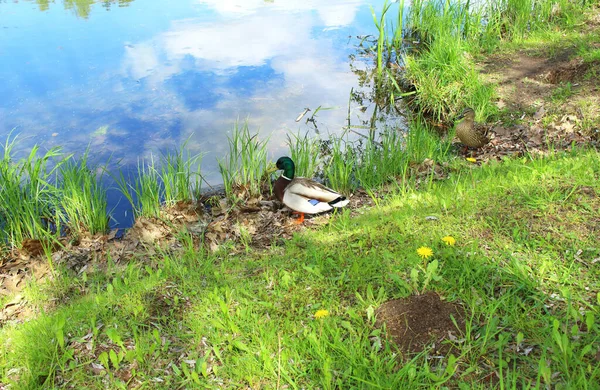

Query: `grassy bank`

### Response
(372, 0, 598, 125)
(0, 134, 203, 253)
(1, 148, 599, 388)
(0, 117, 452, 256)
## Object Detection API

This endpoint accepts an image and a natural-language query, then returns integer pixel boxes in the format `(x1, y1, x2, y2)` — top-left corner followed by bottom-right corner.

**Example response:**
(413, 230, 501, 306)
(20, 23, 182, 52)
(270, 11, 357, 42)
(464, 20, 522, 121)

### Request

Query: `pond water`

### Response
(0, 0, 400, 227)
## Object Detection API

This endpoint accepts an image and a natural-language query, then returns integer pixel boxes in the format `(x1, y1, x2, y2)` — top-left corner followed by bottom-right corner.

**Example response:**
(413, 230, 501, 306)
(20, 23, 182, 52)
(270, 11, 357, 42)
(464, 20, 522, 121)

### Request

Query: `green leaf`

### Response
(98, 352, 109, 369)
(389, 274, 412, 293)
(106, 328, 124, 348)
(200, 360, 208, 378)
(232, 340, 250, 352)
(280, 271, 292, 289)
(340, 321, 354, 333)
(213, 346, 222, 362)
(586, 312, 595, 332)
(410, 268, 420, 282)
(56, 328, 65, 350)
(191, 371, 201, 384)
(580, 344, 593, 357)
(516, 332, 524, 345)
(444, 354, 457, 376)
(426, 259, 439, 274)
(109, 349, 119, 370)
(571, 324, 579, 336)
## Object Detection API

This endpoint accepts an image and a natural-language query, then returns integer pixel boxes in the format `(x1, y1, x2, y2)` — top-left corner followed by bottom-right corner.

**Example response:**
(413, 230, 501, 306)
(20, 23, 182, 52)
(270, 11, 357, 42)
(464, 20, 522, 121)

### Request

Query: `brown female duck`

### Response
(455, 107, 490, 150)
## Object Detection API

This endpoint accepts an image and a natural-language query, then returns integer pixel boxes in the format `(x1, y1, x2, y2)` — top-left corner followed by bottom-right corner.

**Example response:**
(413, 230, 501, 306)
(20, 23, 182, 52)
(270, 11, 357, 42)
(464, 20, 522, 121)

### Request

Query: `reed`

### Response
(286, 131, 320, 178)
(370, 0, 395, 77)
(115, 156, 162, 219)
(404, 35, 497, 120)
(160, 141, 203, 206)
(324, 136, 357, 195)
(404, 0, 588, 50)
(59, 150, 109, 236)
(0, 134, 64, 248)
(356, 128, 408, 190)
(405, 116, 453, 162)
(218, 121, 270, 201)
(371, 0, 593, 122)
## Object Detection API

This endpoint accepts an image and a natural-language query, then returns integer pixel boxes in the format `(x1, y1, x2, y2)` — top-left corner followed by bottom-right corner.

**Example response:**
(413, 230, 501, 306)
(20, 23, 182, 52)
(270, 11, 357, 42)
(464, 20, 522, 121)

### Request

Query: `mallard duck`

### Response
(273, 156, 349, 223)
(455, 108, 490, 151)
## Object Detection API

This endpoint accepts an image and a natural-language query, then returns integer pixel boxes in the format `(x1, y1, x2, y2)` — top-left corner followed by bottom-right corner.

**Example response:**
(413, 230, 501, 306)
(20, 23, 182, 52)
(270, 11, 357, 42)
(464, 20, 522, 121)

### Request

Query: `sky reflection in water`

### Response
(0, 0, 393, 226)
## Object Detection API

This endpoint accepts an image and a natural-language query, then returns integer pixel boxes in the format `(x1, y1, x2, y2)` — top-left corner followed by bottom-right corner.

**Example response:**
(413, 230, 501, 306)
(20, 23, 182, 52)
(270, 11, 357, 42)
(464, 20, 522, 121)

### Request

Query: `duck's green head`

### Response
(276, 156, 295, 179)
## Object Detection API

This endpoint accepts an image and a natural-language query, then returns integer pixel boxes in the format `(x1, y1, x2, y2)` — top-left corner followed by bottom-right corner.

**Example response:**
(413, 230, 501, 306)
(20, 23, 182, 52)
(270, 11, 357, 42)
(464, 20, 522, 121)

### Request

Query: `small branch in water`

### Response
(199, 173, 216, 191)
(344, 127, 384, 147)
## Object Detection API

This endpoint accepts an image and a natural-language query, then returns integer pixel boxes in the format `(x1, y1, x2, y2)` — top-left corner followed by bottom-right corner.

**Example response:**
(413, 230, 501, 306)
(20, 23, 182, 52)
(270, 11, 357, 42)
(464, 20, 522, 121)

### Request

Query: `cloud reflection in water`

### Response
(1, 0, 378, 188)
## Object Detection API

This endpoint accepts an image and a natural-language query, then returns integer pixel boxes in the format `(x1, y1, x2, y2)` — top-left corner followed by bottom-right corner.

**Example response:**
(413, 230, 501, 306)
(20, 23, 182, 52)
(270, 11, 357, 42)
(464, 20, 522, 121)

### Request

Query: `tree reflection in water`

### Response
(32, 0, 135, 18)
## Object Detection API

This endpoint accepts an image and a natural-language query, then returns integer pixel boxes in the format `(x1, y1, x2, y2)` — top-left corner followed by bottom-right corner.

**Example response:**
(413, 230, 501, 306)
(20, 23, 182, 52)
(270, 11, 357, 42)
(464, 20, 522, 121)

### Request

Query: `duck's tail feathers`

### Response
(328, 196, 349, 208)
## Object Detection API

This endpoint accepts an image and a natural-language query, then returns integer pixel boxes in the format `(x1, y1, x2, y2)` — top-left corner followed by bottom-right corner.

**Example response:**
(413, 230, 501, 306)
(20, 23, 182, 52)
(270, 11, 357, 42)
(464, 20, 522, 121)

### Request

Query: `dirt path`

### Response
(471, 33, 600, 161)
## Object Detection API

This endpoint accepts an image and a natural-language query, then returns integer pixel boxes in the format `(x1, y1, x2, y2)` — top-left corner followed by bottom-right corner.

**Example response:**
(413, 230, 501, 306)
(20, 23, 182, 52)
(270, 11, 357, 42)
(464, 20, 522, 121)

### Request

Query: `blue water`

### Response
(0, 0, 397, 227)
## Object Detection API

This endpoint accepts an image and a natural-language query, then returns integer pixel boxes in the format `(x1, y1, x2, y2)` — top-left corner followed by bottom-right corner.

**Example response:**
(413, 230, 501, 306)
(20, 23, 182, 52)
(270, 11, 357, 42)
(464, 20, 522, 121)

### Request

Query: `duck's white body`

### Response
(281, 177, 349, 214)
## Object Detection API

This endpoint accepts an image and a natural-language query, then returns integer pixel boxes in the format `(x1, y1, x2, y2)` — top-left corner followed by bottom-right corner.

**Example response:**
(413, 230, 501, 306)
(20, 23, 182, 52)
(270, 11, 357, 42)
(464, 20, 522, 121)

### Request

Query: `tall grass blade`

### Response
(218, 121, 270, 202)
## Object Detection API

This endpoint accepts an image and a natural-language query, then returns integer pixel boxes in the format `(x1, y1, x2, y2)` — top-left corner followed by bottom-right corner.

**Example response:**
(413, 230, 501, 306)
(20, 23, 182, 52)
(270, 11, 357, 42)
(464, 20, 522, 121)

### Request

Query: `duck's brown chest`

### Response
(274, 176, 290, 201)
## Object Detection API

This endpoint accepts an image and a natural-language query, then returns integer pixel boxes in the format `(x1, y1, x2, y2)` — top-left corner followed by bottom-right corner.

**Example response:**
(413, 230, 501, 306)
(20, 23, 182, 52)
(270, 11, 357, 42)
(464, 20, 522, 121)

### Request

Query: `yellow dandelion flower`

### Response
(466, 157, 477, 163)
(416, 246, 433, 259)
(442, 236, 456, 246)
(314, 309, 330, 320)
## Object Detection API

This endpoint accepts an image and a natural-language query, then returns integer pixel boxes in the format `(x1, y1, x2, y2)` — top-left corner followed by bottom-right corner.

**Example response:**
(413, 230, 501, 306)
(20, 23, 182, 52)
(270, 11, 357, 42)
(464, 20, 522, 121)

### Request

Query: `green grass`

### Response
(354, 119, 453, 193)
(283, 122, 452, 197)
(115, 156, 163, 219)
(368, 0, 595, 123)
(323, 135, 358, 195)
(59, 150, 109, 236)
(3, 149, 599, 388)
(0, 134, 203, 253)
(0, 134, 64, 248)
(403, 35, 497, 120)
(317, 119, 453, 196)
(160, 140, 203, 207)
(551, 82, 575, 103)
(114, 142, 203, 219)
(286, 131, 321, 178)
(355, 128, 408, 190)
(405, 115, 453, 162)
(1, 3, 598, 386)
(218, 121, 271, 202)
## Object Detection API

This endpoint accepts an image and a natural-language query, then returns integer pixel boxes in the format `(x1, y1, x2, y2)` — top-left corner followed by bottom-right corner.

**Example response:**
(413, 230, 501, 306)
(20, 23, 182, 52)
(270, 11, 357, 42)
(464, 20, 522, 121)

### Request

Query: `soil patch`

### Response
(465, 46, 600, 162)
(480, 48, 596, 109)
(376, 292, 466, 355)
(543, 58, 594, 85)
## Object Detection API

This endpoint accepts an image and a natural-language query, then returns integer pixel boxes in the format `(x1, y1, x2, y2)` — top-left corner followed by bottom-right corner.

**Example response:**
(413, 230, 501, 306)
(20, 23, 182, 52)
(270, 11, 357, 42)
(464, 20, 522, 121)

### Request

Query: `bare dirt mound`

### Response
(376, 292, 466, 355)
(543, 57, 595, 85)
